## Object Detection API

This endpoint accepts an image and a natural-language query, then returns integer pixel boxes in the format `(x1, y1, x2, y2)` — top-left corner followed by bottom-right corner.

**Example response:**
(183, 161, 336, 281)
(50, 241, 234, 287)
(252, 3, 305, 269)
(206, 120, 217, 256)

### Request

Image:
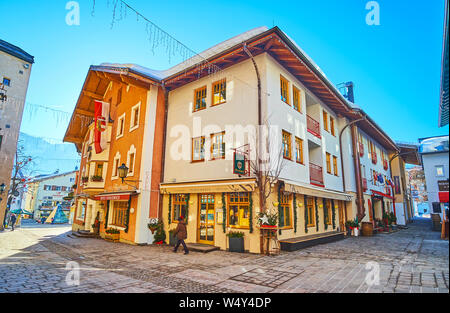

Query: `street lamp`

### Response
(118, 164, 129, 183)
(117, 164, 140, 188)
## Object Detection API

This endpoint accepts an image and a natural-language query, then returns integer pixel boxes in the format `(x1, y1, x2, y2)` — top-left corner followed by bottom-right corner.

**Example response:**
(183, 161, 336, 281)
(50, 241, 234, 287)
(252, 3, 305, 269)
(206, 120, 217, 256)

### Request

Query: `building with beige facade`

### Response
(65, 26, 410, 252)
(0, 39, 34, 230)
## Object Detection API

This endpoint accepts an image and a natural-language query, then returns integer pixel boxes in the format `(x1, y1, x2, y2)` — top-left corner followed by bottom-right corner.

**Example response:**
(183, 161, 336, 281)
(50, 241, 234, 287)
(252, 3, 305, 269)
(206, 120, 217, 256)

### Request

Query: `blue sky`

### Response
(0, 0, 448, 144)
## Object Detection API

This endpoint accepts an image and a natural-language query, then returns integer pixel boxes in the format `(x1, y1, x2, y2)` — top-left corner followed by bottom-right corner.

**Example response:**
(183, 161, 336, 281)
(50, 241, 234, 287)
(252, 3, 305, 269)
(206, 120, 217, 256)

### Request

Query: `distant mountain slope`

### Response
(18, 132, 80, 176)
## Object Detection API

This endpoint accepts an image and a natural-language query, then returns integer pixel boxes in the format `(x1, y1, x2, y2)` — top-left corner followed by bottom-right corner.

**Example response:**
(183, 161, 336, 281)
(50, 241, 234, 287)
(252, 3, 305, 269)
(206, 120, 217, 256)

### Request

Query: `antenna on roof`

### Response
(337, 81, 354, 103)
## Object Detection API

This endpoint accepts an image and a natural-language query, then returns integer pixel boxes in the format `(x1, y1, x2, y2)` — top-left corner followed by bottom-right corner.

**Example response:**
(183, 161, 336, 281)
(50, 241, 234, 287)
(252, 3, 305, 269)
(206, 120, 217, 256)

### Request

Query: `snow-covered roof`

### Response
(101, 26, 270, 81)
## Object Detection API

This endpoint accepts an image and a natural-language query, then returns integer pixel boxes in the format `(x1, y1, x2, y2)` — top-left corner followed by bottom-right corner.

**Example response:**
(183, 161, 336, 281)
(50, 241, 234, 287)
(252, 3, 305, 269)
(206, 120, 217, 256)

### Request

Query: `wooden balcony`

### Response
(307, 115, 321, 138)
(310, 163, 324, 187)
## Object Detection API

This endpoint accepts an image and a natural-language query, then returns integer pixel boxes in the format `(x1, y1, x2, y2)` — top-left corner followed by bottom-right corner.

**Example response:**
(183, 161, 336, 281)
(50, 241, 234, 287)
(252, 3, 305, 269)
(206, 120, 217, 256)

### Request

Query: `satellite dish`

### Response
(13, 190, 19, 197)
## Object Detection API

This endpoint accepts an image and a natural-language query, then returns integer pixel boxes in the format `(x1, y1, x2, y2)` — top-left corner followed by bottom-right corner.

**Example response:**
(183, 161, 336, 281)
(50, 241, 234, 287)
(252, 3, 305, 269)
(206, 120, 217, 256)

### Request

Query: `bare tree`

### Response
(2, 143, 34, 225)
(249, 121, 287, 213)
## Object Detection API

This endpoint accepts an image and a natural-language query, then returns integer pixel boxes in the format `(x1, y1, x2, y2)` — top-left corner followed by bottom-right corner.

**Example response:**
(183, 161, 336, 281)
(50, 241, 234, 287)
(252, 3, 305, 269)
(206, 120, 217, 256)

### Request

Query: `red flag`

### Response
(94, 101, 110, 154)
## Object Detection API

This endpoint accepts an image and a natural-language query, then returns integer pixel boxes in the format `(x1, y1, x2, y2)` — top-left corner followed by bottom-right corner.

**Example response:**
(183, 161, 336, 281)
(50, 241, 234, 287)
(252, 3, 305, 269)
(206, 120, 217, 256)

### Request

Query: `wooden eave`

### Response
(63, 66, 159, 152)
(163, 27, 397, 152)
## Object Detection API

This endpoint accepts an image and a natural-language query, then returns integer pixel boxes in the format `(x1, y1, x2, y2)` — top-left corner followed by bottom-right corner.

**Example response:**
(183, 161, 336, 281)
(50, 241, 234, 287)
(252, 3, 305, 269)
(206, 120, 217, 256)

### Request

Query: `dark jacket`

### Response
(173, 221, 187, 240)
(10, 215, 17, 224)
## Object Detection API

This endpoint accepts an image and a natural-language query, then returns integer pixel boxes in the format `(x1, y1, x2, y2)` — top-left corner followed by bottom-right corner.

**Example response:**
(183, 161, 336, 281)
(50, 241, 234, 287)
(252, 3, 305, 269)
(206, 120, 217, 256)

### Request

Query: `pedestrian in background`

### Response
(172, 216, 189, 255)
(9, 214, 17, 231)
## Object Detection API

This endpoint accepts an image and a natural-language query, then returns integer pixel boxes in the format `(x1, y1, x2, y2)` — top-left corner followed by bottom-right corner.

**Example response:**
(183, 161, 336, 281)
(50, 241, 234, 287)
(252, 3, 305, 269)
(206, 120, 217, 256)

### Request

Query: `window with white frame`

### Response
(116, 113, 125, 138)
(112, 152, 121, 179)
(130, 102, 141, 132)
(127, 145, 137, 176)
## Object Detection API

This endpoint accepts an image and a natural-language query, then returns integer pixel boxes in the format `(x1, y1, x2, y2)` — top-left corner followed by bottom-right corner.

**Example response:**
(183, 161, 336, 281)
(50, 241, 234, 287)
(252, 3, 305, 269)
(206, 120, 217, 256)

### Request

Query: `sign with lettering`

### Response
(438, 180, 449, 192)
(233, 153, 246, 176)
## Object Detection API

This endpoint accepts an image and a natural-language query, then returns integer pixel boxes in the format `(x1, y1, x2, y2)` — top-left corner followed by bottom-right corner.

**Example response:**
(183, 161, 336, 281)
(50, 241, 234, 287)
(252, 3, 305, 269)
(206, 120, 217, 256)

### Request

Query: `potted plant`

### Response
(389, 212, 397, 225)
(257, 209, 278, 229)
(353, 220, 360, 237)
(81, 176, 89, 184)
(152, 221, 166, 245)
(345, 219, 359, 236)
(105, 228, 120, 242)
(90, 175, 103, 182)
(227, 231, 245, 253)
(148, 220, 159, 234)
(345, 221, 354, 236)
(382, 212, 391, 231)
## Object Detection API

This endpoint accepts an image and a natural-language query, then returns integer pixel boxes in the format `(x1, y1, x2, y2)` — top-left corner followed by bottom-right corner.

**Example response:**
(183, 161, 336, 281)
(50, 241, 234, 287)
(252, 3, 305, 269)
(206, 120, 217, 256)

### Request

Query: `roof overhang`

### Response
(396, 143, 421, 165)
(163, 27, 398, 152)
(64, 27, 399, 154)
(63, 66, 159, 152)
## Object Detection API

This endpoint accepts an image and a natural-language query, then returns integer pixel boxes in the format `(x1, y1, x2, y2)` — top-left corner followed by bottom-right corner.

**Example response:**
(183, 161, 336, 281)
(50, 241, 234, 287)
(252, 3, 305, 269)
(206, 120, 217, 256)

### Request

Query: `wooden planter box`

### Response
(105, 233, 120, 242)
(228, 237, 244, 253)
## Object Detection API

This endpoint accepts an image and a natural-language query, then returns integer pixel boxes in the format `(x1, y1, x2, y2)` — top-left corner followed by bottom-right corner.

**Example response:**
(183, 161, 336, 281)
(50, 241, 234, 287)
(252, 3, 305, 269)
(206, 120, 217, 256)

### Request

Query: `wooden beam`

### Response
(64, 136, 83, 144)
(76, 108, 95, 117)
(264, 38, 275, 51)
(120, 75, 151, 90)
(82, 90, 103, 100)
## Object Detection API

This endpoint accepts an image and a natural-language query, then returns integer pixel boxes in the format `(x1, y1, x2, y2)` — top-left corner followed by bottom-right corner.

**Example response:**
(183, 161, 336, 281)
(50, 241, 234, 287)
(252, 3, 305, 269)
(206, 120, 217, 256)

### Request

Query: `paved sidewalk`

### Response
(0, 218, 448, 293)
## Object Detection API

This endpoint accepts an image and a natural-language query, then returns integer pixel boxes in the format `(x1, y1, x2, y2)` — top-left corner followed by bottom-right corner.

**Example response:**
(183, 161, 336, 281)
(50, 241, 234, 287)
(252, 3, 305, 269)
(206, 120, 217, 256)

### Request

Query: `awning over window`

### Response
(93, 191, 138, 201)
(160, 178, 256, 195)
(439, 191, 449, 203)
(282, 179, 353, 202)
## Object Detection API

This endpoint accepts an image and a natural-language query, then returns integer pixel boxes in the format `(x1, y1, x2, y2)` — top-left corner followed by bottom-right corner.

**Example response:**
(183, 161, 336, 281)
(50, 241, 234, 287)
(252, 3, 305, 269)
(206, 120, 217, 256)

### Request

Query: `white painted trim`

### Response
(127, 144, 137, 177)
(111, 151, 121, 181)
(116, 113, 126, 139)
(129, 101, 141, 132)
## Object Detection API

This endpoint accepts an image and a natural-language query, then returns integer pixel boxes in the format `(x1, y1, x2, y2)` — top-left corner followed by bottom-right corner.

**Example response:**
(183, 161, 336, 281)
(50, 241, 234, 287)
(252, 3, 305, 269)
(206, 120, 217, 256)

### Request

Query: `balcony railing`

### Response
(310, 163, 324, 186)
(362, 178, 368, 191)
(307, 115, 321, 138)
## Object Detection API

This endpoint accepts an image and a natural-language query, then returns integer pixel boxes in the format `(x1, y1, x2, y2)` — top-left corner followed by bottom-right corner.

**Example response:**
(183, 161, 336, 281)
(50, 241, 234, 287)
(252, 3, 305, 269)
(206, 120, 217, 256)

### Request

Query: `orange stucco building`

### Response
(64, 66, 165, 244)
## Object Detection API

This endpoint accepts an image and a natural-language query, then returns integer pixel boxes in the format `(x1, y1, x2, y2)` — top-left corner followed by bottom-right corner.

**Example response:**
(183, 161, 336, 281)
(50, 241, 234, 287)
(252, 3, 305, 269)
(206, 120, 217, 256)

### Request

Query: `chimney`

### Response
(345, 82, 354, 103)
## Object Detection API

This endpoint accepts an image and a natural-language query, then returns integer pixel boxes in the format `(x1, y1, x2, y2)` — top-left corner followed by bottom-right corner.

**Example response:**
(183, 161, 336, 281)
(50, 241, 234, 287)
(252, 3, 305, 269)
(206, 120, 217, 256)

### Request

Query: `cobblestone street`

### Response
(0, 218, 448, 293)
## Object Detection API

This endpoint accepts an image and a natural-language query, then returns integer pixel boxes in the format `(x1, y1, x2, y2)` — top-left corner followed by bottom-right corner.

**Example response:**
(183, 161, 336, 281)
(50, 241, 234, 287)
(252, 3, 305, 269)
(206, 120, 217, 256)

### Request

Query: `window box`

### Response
(81, 176, 89, 183)
(105, 233, 120, 242)
(91, 175, 103, 182)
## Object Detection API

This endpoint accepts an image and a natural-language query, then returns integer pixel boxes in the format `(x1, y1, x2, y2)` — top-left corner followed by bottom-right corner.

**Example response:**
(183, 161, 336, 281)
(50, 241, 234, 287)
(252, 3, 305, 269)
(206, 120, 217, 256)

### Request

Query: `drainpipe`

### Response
(339, 117, 365, 193)
(339, 115, 365, 222)
(158, 85, 169, 220)
(243, 44, 264, 212)
(351, 123, 366, 222)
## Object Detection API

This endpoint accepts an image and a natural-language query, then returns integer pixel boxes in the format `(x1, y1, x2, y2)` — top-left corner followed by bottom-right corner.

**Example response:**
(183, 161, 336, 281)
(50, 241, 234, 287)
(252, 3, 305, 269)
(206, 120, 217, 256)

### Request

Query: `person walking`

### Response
(9, 214, 17, 231)
(172, 216, 189, 255)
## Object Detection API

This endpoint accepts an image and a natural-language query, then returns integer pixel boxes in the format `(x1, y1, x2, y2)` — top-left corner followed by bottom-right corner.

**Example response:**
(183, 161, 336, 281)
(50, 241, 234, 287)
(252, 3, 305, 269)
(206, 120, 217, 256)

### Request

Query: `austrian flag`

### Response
(94, 100, 110, 154)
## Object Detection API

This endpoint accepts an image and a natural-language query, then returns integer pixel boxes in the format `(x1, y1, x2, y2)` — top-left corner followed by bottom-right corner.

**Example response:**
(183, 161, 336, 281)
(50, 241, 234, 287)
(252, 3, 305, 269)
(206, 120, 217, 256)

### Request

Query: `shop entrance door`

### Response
(198, 194, 215, 245)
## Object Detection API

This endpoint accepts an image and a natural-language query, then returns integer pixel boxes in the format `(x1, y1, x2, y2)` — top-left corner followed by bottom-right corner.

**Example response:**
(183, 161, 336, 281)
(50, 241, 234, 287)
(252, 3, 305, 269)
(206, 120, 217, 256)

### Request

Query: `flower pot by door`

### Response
(354, 228, 359, 237)
(228, 237, 244, 253)
(346, 227, 352, 236)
